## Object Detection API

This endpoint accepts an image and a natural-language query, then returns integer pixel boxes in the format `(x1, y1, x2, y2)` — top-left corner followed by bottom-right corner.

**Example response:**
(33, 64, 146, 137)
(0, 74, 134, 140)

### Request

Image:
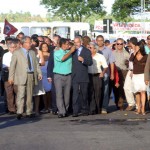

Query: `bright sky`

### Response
(0, 0, 115, 17)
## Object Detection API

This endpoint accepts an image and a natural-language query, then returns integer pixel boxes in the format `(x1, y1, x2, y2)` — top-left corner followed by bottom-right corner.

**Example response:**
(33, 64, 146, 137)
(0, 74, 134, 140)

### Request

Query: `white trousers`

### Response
(124, 70, 135, 106)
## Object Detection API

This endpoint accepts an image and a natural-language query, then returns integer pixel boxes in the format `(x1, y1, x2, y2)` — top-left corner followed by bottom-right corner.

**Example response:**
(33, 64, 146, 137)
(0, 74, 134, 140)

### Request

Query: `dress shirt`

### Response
(88, 53, 108, 74)
(2, 51, 12, 68)
(53, 48, 72, 75)
(22, 48, 34, 72)
(77, 46, 83, 56)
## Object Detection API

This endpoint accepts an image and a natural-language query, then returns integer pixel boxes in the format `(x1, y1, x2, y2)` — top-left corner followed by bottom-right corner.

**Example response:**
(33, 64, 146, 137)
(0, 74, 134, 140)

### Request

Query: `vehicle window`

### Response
(82, 30, 87, 36)
(74, 30, 79, 37)
(30, 27, 51, 36)
(21, 27, 29, 36)
(53, 27, 70, 39)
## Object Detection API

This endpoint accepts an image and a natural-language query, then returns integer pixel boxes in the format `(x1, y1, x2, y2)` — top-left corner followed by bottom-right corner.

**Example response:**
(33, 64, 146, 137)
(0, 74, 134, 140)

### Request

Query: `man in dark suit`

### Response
(72, 36, 93, 117)
(47, 45, 58, 115)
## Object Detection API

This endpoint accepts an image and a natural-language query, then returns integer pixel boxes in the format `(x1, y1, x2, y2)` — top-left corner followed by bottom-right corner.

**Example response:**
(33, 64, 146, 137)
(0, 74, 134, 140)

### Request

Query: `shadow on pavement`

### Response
(0, 115, 41, 129)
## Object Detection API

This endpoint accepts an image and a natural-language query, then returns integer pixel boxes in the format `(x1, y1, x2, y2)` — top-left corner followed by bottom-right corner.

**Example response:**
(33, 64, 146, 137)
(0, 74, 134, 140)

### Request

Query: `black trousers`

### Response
(111, 70, 127, 108)
(72, 82, 89, 114)
(88, 74, 102, 113)
(51, 78, 57, 112)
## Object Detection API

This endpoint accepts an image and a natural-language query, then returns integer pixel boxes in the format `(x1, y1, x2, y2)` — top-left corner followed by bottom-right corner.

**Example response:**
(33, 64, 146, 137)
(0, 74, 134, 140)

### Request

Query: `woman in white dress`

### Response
(40, 43, 52, 113)
(129, 41, 148, 115)
(31, 37, 45, 115)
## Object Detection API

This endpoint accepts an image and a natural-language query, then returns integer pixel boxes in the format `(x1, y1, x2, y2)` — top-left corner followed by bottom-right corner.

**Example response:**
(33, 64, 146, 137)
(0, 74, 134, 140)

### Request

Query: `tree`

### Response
(112, 0, 141, 22)
(40, 0, 106, 22)
(0, 11, 44, 22)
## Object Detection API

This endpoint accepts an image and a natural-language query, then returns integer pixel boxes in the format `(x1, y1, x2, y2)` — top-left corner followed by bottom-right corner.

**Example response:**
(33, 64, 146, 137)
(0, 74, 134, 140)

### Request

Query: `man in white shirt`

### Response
(88, 42, 108, 114)
(2, 41, 17, 114)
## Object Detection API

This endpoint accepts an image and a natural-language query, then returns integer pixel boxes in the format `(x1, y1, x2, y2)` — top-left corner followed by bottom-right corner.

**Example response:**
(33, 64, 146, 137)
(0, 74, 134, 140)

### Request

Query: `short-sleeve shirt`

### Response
(2, 51, 12, 68)
(145, 45, 150, 54)
(113, 49, 130, 70)
(98, 46, 115, 75)
(88, 53, 108, 74)
(53, 48, 72, 75)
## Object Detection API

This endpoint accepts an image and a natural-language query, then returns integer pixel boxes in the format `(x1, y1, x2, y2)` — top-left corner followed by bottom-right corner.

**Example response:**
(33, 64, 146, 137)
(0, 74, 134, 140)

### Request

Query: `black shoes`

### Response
(89, 111, 96, 115)
(8, 111, 16, 115)
(52, 111, 58, 115)
(26, 114, 35, 118)
(16, 114, 22, 120)
(58, 114, 64, 118)
(72, 113, 78, 117)
(80, 112, 89, 116)
(58, 113, 68, 118)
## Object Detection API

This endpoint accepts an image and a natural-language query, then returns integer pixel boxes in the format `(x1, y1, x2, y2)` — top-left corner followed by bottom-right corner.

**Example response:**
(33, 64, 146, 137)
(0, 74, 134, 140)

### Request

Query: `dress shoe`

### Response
(89, 111, 96, 115)
(80, 112, 89, 116)
(72, 113, 78, 117)
(58, 114, 64, 118)
(26, 114, 35, 118)
(64, 113, 69, 117)
(16, 114, 22, 120)
(8, 111, 16, 115)
(52, 111, 58, 115)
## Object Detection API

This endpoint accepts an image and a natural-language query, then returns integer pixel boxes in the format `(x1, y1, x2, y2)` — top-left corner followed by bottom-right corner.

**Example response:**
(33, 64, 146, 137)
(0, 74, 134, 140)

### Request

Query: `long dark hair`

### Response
(136, 41, 146, 56)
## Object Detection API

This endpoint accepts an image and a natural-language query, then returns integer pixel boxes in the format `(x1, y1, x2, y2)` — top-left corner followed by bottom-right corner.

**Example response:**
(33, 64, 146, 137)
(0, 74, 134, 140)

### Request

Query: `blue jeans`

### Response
(101, 74, 110, 111)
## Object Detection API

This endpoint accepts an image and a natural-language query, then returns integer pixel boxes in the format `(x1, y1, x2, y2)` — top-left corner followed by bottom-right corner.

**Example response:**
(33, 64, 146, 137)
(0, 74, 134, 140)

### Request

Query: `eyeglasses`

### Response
(117, 43, 123, 45)
(147, 38, 150, 40)
(89, 47, 94, 49)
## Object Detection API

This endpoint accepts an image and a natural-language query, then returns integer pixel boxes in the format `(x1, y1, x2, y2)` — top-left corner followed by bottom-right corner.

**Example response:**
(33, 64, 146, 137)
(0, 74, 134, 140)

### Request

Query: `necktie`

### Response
(27, 52, 32, 70)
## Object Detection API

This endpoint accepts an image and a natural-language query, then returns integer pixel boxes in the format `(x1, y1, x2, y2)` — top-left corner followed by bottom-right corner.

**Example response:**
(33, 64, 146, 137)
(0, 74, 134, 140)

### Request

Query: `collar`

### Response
(116, 48, 126, 52)
(22, 48, 29, 53)
(78, 46, 83, 51)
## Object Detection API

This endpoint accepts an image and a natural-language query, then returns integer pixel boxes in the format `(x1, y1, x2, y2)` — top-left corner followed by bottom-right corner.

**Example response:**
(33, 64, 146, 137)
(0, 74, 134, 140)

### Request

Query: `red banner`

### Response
(3, 19, 18, 36)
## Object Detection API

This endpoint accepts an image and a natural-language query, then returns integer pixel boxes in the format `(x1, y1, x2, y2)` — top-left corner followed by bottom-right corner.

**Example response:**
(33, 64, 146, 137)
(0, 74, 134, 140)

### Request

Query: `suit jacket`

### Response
(9, 48, 42, 85)
(72, 46, 93, 83)
(144, 53, 150, 81)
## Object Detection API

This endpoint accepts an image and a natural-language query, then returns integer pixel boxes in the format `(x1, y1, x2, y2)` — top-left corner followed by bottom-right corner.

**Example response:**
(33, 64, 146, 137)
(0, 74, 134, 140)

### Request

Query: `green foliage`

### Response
(0, 11, 44, 22)
(112, 0, 141, 22)
(41, 0, 106, 22)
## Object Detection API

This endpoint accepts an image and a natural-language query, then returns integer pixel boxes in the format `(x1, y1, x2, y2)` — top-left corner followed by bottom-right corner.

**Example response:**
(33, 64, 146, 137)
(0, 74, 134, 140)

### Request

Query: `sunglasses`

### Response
(117, 43, 123, 45)
(147, 38, 150, 40)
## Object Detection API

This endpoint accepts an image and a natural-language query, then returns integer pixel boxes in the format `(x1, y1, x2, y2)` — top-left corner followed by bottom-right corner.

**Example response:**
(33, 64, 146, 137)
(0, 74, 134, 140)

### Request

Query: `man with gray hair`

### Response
(72, 36, 93, 117)
(8, 36, 42, 120)
(2, 40, 18, 114)
(113, 38, 130, 110)
(88, 42, 108, 114)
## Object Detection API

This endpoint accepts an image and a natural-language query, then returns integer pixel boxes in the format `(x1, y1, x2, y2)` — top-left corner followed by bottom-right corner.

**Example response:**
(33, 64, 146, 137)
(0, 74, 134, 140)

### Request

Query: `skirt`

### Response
(33, 80, 45, 96)
(132, 74, 147, 93)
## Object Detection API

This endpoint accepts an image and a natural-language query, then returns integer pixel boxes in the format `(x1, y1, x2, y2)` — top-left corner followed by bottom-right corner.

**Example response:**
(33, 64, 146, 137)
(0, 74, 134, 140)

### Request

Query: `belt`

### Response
(55, 73, 71, 76)
(89, 73, 99, 76)
(27, 72, 34, 74)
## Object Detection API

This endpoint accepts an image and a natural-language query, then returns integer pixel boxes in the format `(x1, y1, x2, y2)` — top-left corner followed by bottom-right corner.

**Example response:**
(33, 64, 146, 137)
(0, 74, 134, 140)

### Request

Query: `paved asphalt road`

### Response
(0, 97, 150, 150)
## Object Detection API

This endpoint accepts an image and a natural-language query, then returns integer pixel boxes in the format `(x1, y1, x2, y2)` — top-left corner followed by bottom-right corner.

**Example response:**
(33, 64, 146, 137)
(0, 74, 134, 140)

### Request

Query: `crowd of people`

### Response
(0, 32, 150, 120)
